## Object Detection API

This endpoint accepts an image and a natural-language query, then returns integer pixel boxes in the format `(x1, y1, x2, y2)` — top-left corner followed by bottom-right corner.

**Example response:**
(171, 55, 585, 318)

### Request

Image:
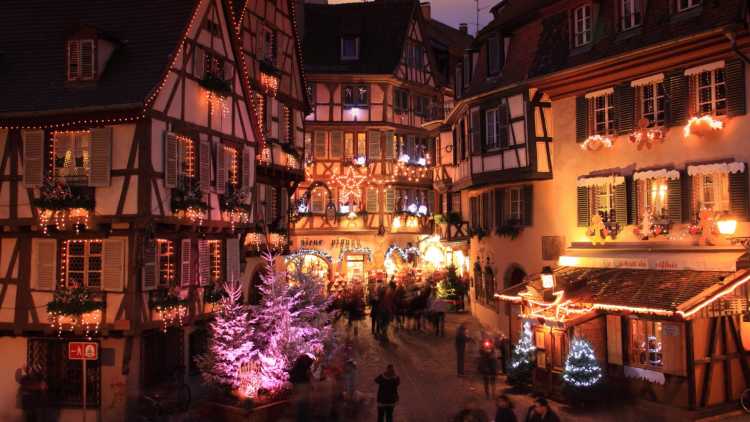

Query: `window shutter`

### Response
(313, 131, 326, 159)
(88, 127, 112, 187)
(523, 185, 533, 226)
(199, 140, 211, 192)
(180, 239, 192, 287)
(164, 132, 179, 188)
(494, 188, 505, 228)
(729, 170, 749, 221)
(194, 46, 205, 77)
(226, 238, 240, 283)
(366, 189, 378, 213)
(198, 239, 210, 286)
(666, 70, 689, 126)
(577, 186, 591, 227)
(614, 84, 634, 134)
(102, 238, 126, 292)
(384, 131, 395, 160)
(667, 177, 683, 224)
(385, 189, 395, 213)
(426, 190, 435, 213)
(216, 143, 226, 194)
(280, 188, 289, 228)
(470, 109, 481, 154)
(481, 192, 491, 230)
(141, 240, 158, 292)
(631, 179, 641, 224)
(606, 315, 623, 365)
(726, 59, 746, 117)
(682, 171, 694, 223)
(22, 129, 45, 188)
(67, 40, 80, 79)
(367, 130, 381, 160)
(242, 146, 254, 194)
(575, 96, 588, 142)
(330, 131, 343, 159)
(614, 181, 628, 226)
(31, 239, 57, 291)
(80, 40, 94, 79)
(279, 104, 289, 142)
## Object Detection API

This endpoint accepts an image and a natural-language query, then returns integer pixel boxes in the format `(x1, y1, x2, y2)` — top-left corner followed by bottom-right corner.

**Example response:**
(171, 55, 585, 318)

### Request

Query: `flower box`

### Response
(683, 115, 724, 138)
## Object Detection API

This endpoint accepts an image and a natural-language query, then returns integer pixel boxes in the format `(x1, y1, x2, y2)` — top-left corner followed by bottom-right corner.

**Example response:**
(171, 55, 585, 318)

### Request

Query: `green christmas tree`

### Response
(562, 337, 604, 402)
(507, 321, 536, 387)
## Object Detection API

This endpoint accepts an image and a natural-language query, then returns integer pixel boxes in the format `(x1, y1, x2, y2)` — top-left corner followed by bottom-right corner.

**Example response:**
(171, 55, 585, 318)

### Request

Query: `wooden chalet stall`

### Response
(0, 0, 262, 419)
(498, 247, 750, 414)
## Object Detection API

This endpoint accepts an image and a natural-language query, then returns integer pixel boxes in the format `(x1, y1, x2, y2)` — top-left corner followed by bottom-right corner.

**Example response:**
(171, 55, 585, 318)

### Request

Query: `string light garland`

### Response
(562, 337, 603, 388)
(683, 115, 724, 138)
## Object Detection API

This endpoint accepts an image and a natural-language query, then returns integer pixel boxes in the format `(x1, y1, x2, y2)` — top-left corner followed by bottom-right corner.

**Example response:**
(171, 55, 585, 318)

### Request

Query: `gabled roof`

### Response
(0, 0, 198, 122)
(303, 0, 417, 75)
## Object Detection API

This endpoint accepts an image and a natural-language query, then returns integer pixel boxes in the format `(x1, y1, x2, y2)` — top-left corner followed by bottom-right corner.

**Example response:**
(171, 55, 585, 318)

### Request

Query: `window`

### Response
(262, 28, 276, 63)
(484, 105, 509, 150)
(693, 173, 730, 213)
(451, 192, 461, 214)
(356, 133, 367, 158)
(620, 0, 642, 31)
(157, 239, 176, 287)
(506, 187, 523, 222)
(487, 35, 503, 75)
(696, 67, 727, 116)
(54, 131, 90, 184)
(573, 5, 592, 47)
(677, 0, 701, 12)
(178, 137, 195, 183)
(341, 36, 359, 60)
(638, 81, 666, 127)
(593, 183, 614, 217)
(407, 43, 424, 69)
(208, 240, 222, 284)
(27, 339, 100, 407)
(344, 133, 355, 160)
(67, 39, 95, 81)
(65, 240, 102, 289)
(635, 177, 670, 221)
(310, 187, 326, 214)
(630, 319, 663, 368)
(394, 89, 409, 113)
(592, 93, 614, 135)
(225, 147, 239, 188)
(415, 96, 427, 117)
(485, 109, 498, 149)
(343, 85, 368, 107)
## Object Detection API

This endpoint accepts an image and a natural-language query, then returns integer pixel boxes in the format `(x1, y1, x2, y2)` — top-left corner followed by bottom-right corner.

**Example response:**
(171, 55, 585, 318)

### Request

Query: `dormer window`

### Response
(620, 0, 642, 31)
(67, 39, 95, 81)
(341, 36, 359, 61)
(572, 4, 592, 47)
(677, 0, 701, 12)
(487, 34, 503, 75)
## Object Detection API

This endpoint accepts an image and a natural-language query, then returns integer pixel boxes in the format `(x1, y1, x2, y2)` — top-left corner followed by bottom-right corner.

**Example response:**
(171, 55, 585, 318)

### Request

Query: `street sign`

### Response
(68, 342, 98, 360)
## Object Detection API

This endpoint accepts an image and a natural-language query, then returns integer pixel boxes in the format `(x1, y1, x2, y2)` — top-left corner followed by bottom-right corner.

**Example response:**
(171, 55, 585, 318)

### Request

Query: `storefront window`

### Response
(693, 173, 729, 213)
(637, 178, 669, 219)
(630, 319, 663, 368)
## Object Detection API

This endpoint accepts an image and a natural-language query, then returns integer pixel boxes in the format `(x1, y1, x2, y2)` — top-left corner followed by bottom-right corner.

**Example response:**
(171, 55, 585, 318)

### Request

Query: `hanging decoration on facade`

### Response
(683, 115, 724, 138)
(259, 61, 281, 96)
(219, 187, 252, 231)
(285, 248, 333, 264)
(580, 135, 614, 151)
(47, 286, 104, 339)
(690, 208, 719, 246)
(337, 247, 373, 264)
(33, 178, 94, 235)
(199, 73, 232, 117)
(333, 166, 367, 203)
(629, 118, 665, 150)
(170, 179, 209, 225)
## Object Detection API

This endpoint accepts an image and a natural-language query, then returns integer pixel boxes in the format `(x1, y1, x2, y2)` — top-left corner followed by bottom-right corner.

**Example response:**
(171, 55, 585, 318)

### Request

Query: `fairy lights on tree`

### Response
(507, 321, 536, 387)
(562, 337, 604, 402)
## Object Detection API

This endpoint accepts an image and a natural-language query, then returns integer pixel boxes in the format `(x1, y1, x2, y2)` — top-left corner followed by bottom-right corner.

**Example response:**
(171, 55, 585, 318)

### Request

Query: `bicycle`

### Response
(138, 367, 191, 421)
(741, 388, 750, 413)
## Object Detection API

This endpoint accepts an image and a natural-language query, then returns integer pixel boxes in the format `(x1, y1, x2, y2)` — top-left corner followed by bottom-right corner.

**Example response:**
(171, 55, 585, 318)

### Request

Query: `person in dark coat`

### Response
(289, 355, 314, 422)
(374, 365, 400, 422)
(525, 398, 560, 422)
(494, 395, 517, 422)
(455, 323, 470, 376)
(478, 339, 497, 399)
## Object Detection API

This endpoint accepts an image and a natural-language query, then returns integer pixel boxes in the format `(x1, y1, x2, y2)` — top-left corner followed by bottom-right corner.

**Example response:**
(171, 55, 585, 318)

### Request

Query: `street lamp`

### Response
(541, 266, 555, 289)
(717, 213, 738, 236)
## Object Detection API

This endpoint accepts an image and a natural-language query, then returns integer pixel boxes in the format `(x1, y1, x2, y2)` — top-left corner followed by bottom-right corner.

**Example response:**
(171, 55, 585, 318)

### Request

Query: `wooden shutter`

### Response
(667, 177, 683, 223)
(22, 129, 45, 188)
(480, 192, 491, 230)
(367, 131, 381, 160)
(313, 131, 326, 159)
(102, 238, 126, 292)
(226, 238, 240, 283)
(279, 104, 289, 142)
(67, 40, 80, 79)
(80, 40, 94, 79)
(141, 240, 158, 291)
(199, 140, 211, 192)
(280, 188, 289, 228)
(606, 315, 623, 365)
(523, 185, 533, 226)
(194, 46, 205, 77)
(575, 96, 588, 142)
(330, 131, 343, 159)
(215, 143, 226, 194)
(198, 239, 210, 286)
(180, 239, 192, 287)
(494, 188, 505, 228)
(383, 131, 394, 160)
(31, 239, 56, 291)
(614, 181, 628, 225)
(726, 59, 746, 117)
(666, 70, 689, 126)
(164, 132, 179, 188)
(470, 109, 481, 154)
(366, 189, 378, 213)
(682, 171, 694, 223)
(426, 190, 435, 213)
(730, 170, 749, 221)
(88, 127, 112, 187)
(577, 186, 590, 227)
(385, 189, 395, 213)
(242, 146, 254, 197)
(614, 84, 635, 134)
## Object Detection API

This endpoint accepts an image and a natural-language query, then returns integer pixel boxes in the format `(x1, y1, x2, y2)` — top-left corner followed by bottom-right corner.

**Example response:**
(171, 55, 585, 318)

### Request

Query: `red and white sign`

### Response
(68, 342, 98, 361)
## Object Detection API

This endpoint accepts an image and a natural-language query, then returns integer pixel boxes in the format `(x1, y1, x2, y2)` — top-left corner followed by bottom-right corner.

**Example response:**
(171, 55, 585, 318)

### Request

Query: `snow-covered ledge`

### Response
(577, 175, 625, 188)
(633, 169, 680, 181)
(687, 161, 745, 176)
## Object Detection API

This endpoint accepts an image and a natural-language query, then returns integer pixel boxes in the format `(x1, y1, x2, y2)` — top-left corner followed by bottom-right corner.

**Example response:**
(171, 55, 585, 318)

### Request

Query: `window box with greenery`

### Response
(150, 289, 189, 332)
(47, 286, 105, 336)
(171, 179, 210, 223)
(33, 178, 95, 234)
(220, 185, 252, 230)
(203, 283, 228, 313)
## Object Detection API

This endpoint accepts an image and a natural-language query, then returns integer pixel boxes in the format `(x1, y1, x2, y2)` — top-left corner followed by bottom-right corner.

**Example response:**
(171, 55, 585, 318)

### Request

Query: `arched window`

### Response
(503, 263, 527, 290)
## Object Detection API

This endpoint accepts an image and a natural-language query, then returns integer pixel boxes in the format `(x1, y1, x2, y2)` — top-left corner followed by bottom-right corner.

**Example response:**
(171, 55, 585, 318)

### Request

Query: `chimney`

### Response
(420, 2, 431, 20)
(459, 23, 468, 34)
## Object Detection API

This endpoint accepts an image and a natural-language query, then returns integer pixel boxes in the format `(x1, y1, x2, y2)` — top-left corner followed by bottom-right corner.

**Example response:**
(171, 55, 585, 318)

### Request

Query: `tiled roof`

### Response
(0, 0, 198, 118)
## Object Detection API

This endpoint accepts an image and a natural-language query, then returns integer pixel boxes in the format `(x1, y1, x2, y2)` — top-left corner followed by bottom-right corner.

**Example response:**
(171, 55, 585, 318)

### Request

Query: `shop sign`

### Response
(560, 254, 738, 272)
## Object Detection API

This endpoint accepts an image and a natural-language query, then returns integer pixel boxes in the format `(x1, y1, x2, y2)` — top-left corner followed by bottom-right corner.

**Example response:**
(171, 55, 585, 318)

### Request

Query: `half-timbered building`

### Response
(291, 0, 471, 286)
(0, 0, 261, 419)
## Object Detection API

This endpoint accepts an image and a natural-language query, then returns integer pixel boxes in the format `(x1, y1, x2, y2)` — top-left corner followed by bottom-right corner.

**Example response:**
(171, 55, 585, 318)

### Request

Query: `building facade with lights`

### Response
(290, 1, 471, 287)
(0, 0, 266, 419)
(447, 0, 750, 413)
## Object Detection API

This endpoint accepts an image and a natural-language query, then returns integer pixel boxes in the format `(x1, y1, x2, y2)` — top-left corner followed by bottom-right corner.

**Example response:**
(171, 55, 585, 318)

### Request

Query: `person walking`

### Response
(524, 398, 560, 422)
(456, 323, 470, 376)
(374, 364, 400, 422)
(478, 338, 497, 399)
(494, 395, 517, 422)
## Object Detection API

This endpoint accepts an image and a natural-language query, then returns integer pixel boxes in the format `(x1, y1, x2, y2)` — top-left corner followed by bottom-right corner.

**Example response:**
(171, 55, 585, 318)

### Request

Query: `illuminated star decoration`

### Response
(333, 166, 367, 202)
